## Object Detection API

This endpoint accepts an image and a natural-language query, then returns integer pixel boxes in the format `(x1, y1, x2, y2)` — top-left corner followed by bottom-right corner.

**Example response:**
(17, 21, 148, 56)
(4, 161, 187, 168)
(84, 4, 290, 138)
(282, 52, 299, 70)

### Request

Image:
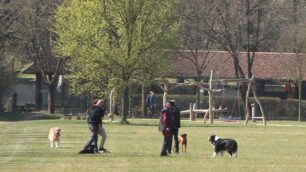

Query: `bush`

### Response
(130, 94, 306, 120)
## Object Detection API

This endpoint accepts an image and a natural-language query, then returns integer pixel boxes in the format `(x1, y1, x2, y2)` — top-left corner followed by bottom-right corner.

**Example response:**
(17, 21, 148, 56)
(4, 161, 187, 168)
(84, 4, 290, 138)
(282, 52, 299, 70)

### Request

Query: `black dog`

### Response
(78, 145, 95, 154)
(208, 135, 238, 158)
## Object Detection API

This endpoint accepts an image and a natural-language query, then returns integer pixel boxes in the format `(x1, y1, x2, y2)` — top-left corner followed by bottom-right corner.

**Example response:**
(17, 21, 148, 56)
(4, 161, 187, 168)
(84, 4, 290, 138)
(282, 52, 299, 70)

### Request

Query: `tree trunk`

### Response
(252, 86, 266, 126)
(109, 89, 115, 120)
(298, 82, 302, 122)
(195, 75, 201, 109)
(45, 73, 56, 114)
(208, 70, 213, 124)
(35, 73, 42, 111)
(162, 84, 168, 107)
(120, 86, 129, 124)
(245, 77, 266, 126)
(232, 52, 245, 79)
(244, 80, 252, 125)
(47, 83, 55, 114)
(141, 84, 145, 117)
(240, 83, 248, 120)
(233, 51, 248, 120)
(195, 88, 200, 109)
(0, 91, 3, 110)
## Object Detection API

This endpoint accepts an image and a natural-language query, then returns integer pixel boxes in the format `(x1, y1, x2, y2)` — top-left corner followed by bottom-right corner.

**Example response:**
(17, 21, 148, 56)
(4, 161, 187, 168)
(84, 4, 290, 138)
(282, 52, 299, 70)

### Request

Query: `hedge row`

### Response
(130, 94, 306, 120)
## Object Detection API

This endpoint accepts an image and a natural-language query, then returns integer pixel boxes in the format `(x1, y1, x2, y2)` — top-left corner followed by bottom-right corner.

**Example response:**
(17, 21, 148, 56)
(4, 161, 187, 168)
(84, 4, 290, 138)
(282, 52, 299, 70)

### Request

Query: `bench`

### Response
(16, 103, 36, 112)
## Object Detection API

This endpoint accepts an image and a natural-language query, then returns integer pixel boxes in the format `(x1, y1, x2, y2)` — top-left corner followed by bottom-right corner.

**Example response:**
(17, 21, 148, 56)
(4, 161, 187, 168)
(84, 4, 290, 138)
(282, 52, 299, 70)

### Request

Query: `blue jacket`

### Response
(146, 95, 156, 106)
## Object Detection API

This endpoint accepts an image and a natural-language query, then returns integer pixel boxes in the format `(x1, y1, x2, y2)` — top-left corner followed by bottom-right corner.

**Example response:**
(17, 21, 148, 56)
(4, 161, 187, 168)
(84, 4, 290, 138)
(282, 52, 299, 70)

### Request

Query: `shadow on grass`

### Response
(127, 122, 249, 128)
(110, 119, 250, 128)
(0, 112, 61, 122)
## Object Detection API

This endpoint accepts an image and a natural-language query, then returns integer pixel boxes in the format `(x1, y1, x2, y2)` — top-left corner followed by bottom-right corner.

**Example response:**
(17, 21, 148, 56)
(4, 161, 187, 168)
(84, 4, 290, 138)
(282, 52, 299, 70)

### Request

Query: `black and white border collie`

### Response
(208, 135, 238, 158)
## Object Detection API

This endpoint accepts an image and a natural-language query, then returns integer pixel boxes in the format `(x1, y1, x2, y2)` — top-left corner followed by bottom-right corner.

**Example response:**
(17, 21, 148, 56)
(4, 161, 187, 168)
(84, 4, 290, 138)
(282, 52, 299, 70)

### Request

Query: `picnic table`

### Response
(16, 103, 35, 112)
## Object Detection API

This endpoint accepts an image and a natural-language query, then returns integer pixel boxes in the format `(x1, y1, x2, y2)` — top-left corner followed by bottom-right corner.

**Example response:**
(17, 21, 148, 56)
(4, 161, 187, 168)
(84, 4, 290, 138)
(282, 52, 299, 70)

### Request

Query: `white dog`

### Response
(48, 127, 61, 148)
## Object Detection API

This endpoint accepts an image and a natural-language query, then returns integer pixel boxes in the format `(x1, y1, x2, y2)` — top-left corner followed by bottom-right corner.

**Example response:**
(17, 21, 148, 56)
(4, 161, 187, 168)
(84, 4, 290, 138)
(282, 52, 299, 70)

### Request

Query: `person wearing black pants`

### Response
(159, 102, 173, 156)
(169, 100, 181, 154)
(84, 123, 99, 152)
(81, 99, 104, 153)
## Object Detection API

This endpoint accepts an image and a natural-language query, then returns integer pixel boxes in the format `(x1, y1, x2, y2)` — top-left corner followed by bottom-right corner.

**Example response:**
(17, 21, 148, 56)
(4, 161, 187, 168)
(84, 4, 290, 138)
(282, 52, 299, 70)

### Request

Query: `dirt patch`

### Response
(0, 121, 11, 125)
(0, 112, 61, 122)
(21, 112, 62, 121)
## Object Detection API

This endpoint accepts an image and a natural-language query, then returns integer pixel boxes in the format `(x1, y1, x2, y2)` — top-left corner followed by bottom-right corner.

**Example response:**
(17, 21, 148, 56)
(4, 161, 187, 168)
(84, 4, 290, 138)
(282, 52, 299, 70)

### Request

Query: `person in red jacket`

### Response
(158, 102, 173, 156)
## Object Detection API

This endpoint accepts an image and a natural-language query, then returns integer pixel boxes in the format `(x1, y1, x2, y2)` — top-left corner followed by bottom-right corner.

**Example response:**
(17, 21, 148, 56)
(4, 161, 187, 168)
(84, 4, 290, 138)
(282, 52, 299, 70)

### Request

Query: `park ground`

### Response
(0, 112, 306, 172)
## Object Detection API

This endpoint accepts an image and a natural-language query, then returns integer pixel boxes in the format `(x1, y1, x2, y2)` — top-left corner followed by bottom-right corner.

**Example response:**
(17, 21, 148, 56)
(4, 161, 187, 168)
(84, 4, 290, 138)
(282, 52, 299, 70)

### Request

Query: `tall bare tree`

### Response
(208, 0, 275, 78)
(205, 0, 276, 119)
(13, 0, 64, 113)
(176, 0, 214, 108)
(278, 0, 306, 122)
(0, 0, 18, 107)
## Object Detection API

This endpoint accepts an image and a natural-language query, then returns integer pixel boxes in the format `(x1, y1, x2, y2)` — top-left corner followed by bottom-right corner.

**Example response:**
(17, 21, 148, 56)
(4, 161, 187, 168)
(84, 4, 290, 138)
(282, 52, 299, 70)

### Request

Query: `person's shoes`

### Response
(99, 148, 110, 153)
(98, 147, 106, 151)
(94, 149, 101, 153)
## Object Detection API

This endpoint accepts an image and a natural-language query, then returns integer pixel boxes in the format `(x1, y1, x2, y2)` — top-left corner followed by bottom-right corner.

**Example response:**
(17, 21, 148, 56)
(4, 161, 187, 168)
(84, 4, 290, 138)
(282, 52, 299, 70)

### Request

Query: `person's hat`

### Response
(168, 100, 175, 107)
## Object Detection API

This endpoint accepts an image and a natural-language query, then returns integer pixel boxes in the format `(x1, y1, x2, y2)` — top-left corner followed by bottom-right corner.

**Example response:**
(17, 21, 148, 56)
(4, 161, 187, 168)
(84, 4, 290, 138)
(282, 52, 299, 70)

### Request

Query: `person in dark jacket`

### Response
(82, 99, 105, 153)
(169, 100, 181, 154)
(146, 91, 156, 116)
(159, 102, 173, 156)
(88, 99, 109, 152)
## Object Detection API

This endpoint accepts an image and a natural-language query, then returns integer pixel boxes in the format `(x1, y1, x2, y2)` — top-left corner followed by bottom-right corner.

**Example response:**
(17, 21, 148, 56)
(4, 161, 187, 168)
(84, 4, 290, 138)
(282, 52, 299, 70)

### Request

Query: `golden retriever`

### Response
(48, 127, 61, 148)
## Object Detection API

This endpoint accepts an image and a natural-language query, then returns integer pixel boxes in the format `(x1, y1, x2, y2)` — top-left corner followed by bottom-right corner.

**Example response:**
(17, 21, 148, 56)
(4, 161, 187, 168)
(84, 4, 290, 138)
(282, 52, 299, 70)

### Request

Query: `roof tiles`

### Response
(168, 50, 306, 81)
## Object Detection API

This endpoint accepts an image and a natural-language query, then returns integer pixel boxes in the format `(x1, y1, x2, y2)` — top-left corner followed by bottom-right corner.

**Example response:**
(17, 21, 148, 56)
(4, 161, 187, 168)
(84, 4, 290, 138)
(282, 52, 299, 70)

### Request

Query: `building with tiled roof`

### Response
(168, 50, 305, 81)
(167, 50, 306, 99)
(22, 57, 66, 75)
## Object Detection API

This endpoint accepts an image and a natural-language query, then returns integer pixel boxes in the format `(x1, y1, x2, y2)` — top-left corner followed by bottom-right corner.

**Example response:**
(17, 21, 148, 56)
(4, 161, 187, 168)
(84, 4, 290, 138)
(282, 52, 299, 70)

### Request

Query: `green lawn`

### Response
(0, 112, 306, 172)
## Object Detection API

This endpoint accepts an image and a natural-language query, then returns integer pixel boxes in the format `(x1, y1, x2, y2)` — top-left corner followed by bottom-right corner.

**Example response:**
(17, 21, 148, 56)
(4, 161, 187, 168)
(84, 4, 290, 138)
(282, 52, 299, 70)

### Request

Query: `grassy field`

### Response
(0, 112, 306, 172)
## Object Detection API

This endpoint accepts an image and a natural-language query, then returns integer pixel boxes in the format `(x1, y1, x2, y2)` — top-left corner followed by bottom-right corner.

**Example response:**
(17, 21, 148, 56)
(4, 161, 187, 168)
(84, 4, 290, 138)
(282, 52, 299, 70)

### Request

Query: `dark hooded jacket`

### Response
(87, 106, 104, 125)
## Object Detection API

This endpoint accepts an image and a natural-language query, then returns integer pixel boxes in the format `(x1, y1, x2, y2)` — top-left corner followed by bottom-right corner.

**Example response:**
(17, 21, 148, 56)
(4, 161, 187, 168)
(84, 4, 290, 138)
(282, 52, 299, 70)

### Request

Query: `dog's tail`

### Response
(231, 141, 238, 158)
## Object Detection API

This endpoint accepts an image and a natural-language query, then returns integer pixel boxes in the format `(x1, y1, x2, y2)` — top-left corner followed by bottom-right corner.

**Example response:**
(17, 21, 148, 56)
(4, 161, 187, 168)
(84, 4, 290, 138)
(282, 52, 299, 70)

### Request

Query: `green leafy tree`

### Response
(55, 0, 179, 123)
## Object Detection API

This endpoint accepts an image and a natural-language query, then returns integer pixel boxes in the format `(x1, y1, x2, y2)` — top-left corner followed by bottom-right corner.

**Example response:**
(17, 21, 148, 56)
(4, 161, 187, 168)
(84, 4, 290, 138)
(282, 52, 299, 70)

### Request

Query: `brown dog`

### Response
(179, 133, 187, 153)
